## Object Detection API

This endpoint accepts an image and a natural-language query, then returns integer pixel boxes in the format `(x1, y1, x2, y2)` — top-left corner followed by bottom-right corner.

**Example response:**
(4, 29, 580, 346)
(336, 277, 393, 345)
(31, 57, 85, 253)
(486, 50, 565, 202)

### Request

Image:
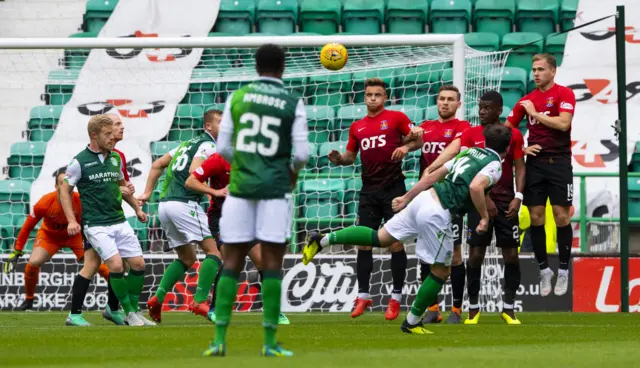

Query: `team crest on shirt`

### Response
(444, 128, 453, 138)
(110, 157, 118, 167)
(380, 120, 389, 130)
(545, 97, 555, 107)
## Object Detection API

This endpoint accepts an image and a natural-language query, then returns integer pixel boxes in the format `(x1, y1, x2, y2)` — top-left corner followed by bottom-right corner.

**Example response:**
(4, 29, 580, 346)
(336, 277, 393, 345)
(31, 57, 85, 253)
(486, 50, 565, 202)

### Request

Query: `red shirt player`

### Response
(459, 91, 526, 325)
(403, 84, 470, 323)
(506, 53, 576, 298)
(327, 78, 413, 321)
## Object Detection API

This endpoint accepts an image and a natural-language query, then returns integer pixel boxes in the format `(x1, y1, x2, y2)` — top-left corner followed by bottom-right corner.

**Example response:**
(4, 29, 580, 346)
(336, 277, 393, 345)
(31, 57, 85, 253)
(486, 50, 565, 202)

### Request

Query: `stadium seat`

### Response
(300, 179, 345, 220)
(429, 0, 472, 35)
(464, 32, 501, 52)
(500, 106, 512, 122)
(283, 74, 308, 97)
(402, 149, 421, 173)
(336, 105, 367, 131)
(405, 177, 419, 190)
(218, 68, 256, 100)
(303, 142, 319, 172)
(199, 33, 236, 70)
(560, 0, 578, 32)
(318, 141, 360, 174)
(343, 0, 385, 35)
(307, 73, 352, 106)
(306, 105, 335, 145)
(545, 33, 567, 66)
(127, 217, 149, 251)
(515, 0, 558, 38)
(386, 0, 429, 35)
(628, 178, 640, 218)
(0, 215, 13, 250)
(7, 142, 46, 181)
(352, 69, 400, 104)
(0, 180, 31, 222)
(256, 0, 298, 35)
(386, 104, 423, 124)
(182, 70, 221, 105)
(425, 105, 439, 120)
(496, 67, 527, 110)
(343, 177, 362, 217)
(65, 32, 98, 69)
(214, 0, 256, 35)
(300, 0, 342, 35)
(169, 105, 204, 141)
(45, 70, 78, 105)
(473, 0, 515, 40)
(150, 141, 180, 160)
(501, 32, 543, 70)
(395, 65, 443, 107)
(28, 106, 63, 142)
(83, 0, 118, 33)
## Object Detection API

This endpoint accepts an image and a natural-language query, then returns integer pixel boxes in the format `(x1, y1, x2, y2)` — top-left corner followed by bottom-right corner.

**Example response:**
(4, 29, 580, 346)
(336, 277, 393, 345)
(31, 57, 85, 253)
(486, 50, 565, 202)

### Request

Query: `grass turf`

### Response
(1, 312, 639, 367)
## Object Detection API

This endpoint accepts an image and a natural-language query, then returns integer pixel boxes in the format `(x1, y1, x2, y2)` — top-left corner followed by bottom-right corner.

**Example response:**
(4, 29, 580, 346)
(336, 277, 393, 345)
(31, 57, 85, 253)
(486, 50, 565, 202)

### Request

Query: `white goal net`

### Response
(0, 35, 509, 313)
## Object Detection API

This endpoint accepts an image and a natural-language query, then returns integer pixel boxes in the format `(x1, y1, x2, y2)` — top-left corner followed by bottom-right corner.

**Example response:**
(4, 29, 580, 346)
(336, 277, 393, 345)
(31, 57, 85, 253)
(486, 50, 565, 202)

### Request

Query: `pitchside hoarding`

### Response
(573, 257, 640, 312)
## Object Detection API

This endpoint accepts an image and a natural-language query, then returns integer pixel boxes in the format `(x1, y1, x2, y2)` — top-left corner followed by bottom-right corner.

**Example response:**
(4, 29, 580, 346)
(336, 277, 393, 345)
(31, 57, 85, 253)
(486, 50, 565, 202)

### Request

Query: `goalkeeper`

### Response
(3, 169, 111, 311)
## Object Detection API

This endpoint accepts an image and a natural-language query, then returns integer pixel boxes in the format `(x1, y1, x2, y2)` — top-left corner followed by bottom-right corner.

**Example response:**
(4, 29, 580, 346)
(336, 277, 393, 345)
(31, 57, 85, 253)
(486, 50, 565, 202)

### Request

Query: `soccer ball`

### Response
(320, 43, 348, 71)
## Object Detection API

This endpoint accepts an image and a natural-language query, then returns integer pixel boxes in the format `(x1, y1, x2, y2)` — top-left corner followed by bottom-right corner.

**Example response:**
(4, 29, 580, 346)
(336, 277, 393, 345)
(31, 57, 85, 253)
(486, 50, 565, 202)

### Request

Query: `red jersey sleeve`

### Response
(506, 97, 527, 127)
(114, 149, 130, 182)
(512, 128, 525, 160)
(456, 121, 472, 138)
(346, 124, 359, 153)
(459, 129, 473, 149)
(396, 112, 413, 136)
(193, 154, 224, 182)
(558, 87, 576, 115)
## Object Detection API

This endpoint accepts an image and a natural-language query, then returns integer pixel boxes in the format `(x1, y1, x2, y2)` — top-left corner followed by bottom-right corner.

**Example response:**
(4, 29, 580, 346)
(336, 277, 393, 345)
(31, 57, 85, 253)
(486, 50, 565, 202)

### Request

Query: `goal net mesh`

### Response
(0, 41, 509, 313)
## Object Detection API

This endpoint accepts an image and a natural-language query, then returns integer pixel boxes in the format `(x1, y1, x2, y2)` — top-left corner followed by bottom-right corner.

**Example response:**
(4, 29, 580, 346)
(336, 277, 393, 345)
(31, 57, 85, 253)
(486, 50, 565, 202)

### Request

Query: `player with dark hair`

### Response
(304, 124, 512, 334)
(506, 53, 576, 297)
(403, 84, 470, 324)
(325, 77, 414, 321)
(203, 43, 308, 357)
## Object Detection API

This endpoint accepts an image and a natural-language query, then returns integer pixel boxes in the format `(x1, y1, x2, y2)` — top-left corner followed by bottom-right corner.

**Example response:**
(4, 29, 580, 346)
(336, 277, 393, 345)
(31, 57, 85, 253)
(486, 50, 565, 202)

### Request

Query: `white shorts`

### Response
(220, 194, 293, 244)
(83, 222, 143, 261)
(384, 190, 454, 266)
(158, 201, 212, 249)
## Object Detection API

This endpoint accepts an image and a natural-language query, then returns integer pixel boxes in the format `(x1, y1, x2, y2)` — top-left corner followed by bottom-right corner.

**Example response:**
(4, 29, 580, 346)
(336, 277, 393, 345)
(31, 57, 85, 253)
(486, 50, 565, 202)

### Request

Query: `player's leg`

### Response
(382, 181, 409, 321)
(548, 156, 574, 296)
(67, 243, 101, 327)
(494, 211, 522, 324)
(206, 214, 223, 322)
(524, 159, 554, 296)
(464, 209, 492, 325)
(245, 243, 289, 325)
(193, 236, 222, 314)
(20, 233, 54, 311)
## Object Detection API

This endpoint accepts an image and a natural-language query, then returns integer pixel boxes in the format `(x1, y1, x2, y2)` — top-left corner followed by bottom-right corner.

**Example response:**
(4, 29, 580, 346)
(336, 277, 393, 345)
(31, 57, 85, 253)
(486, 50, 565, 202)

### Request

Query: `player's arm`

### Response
(392, 159, 451, 212)
(426, 138, 461, 173)
(120, 178, 147, 223)
(470, 161, 502, 233)
(391, 113, 417, 160)
(506, 130, 526, 218)
(290, 99, 310, 187)
(185, 156, 228, 197)
(139, 152, 172, 205)
(60, 159, 81, 236)
(505, 98, 526, 128)
(189, 140, 217, 175)
(529, 109, 573, 132)
(217, 94, 235, 163)
(3, 203, 44, 272)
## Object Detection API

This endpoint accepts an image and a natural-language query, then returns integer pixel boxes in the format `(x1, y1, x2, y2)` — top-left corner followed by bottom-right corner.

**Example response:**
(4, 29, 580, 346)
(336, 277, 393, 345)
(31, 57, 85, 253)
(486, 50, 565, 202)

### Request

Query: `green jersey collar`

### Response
(258, 76, 284, 86)
(85, 145, 111, 156)
(205, 131, 216, 144)
(485, 147, 502, 161)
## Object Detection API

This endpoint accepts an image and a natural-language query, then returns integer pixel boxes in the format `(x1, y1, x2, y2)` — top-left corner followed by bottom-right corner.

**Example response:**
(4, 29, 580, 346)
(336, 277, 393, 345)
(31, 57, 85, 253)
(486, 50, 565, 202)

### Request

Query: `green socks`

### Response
(155, 260, 189, 302)
(329, 226, 379, 247)
(214, 269, 240, 345)
(110, 272, 134, 314)
(261, 270, 282, 348)
(195, 255, 222, 303)
(127, 269, 145, 313)
(410, 273, 445, 318)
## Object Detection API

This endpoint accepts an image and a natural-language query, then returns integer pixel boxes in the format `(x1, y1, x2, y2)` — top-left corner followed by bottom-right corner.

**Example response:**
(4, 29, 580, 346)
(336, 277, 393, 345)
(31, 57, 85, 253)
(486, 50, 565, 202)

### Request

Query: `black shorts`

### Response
(207, 212, 257, 250)
(357, 180, 406, 229)
(524, 156, 574, 207)
(467, 205, 519, 248)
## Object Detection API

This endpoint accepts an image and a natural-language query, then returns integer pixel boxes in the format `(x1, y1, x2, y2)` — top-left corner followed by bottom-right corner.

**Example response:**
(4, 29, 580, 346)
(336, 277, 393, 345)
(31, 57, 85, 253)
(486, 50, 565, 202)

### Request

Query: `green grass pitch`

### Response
(1, 312, 639, 367)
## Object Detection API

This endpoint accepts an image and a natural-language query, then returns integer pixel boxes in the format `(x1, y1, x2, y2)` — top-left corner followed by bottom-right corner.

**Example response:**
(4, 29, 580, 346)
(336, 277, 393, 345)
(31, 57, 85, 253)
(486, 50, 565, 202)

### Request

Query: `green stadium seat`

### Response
(515, 0, 558, 38)
(7, 142, 46, 181)
(352, 69, 400, 104)
(127, 217, 149, 251)
(199, 33, 236, 70)
(405, 177, 419, 190)
(560, 0, 578, 32)
(501, 32, 543, 70)
(0, 180, 30, 222)
(256, 0, 298, 35)
(45, 70, 78, 105)
(336, 105, 367, 131)
(300, 0, 342, 35)
(386, 0, 428, 35)
(306, 105, 335, 145)
(150, 141, 180, 160)
(473, 0, 515, 40)
(429, 0, 472, 34)
(425, 105, 439, 120)
(300, 179, 345, 219)
(318, 141, 360, 175)
(496, 66, 527, 110)
(0, 216, 13, 250)
(545, 33, 567, 66)
(628, 178, 640, 217)
(219, 68, 256, 100)
(214, 0, 256, 35)
(303, 142, 319, 173)
(83, 0, 118, 33)
(343, 0, 385, 35)
(308, 73, 352, 106)
(500, 106, 512, 122)
(65, 32, 98, 69)
(168, 105, 204, 141)
(283, 74, 308, 97)
(183, 70, 221, 105)
(28, 106, 63, 142)
(402, 149, 421, 173)
(630, 153, 640, 172)
(464, 32, 501, 52)
(386, 105, 423, 124)
(395, 65, 444, 107)
(343, 177, 362, 217)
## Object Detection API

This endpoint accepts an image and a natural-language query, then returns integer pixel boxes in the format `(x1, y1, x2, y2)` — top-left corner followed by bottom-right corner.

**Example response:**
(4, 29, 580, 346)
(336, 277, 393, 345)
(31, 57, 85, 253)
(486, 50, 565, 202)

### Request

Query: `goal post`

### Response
(0, 34, 509, 312)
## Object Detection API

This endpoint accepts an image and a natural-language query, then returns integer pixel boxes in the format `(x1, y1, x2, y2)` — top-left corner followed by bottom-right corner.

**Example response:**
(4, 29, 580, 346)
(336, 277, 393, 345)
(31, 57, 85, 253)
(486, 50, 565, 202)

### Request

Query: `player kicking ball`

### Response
(139, 109, 223, 323)
(184, 152, 290, 325)
(202, 44, 308, 357)
(303, 124, 511, 334)
(61, 114, 149, 327)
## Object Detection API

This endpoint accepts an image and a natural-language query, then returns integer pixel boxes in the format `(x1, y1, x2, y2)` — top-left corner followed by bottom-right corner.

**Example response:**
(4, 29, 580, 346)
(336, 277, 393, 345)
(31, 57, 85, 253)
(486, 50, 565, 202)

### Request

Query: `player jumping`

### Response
(506, 54, 576, 296)
(326, 77, 413, 320)
(183, 152, 290, 325)
(403, 84, 470, 324)
(202, 43, 308, 357)
(61, 114, 149, 327)
(139, 109, 223, 323)
(304, 124, 512, 334)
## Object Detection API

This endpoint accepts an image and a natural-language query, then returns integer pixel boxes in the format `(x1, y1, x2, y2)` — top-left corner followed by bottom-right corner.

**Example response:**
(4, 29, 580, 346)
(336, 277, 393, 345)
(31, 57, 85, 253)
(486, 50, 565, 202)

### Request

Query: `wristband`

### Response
(514, 192, 524, 201)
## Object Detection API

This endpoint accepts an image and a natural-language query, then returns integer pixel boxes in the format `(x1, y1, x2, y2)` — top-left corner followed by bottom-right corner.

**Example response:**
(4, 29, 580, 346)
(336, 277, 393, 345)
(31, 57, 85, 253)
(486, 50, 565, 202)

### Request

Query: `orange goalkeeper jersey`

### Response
(15, 191, 82, 251)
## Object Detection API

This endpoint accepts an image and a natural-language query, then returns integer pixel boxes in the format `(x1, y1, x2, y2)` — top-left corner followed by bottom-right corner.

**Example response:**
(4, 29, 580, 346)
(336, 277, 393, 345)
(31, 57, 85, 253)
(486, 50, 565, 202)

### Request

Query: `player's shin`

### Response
(262, 270, 282, 348)
(126, 269, 145, 312)
(24, 263, 40, 302)
(195, 254, 222, 303)
(450, 263, 466, 310)
(557, 225, 572, 271)
(213, 269, 240, 345)
(503, 262, 521, 310)
(466, 264, 482, 310)
(407, 272, 446, 325)
(390, 247, 407, 301)
(357, 249, 373, 298)
(155, 260, 189, 302)
(70, 274, 91, 315)
(530, 225, 549, 270)
(109, 272, 134, 314)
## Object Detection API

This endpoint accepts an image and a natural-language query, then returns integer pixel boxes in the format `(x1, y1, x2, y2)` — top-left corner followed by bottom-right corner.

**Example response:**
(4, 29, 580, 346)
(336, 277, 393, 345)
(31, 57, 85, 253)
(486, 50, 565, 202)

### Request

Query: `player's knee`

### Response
(126, 256, 145, 270)
(180, 255, 196, 269)
(451, 245, 463, 266)
(430, 264, 450, 280)
(529, 207, 546, 226)
(358, 245, 373, 251)
(468, 252, 484, 268)
(389, 242, 404, 252)
(552, 207, 571, 227)
(502, 249, 519, 264)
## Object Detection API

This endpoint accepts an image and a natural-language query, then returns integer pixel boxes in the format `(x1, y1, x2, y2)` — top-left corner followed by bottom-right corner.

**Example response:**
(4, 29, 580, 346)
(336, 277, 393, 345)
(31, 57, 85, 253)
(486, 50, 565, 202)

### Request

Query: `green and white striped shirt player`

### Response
(216, 76, 309, 244)
(157, 132, 217, 249)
